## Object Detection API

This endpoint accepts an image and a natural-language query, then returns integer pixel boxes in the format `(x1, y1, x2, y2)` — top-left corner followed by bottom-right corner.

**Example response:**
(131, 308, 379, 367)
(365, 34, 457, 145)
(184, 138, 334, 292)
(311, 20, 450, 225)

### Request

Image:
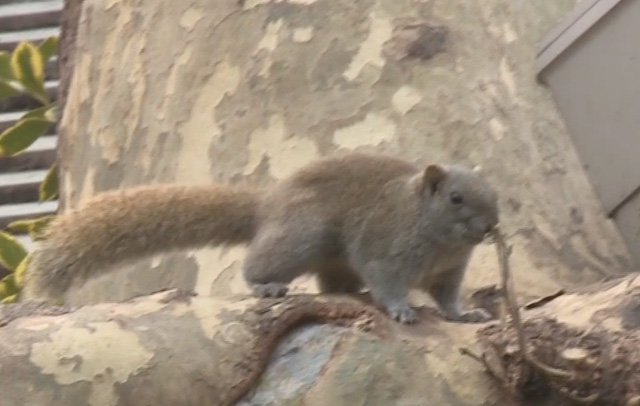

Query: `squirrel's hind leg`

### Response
(242, 222, 330, 298)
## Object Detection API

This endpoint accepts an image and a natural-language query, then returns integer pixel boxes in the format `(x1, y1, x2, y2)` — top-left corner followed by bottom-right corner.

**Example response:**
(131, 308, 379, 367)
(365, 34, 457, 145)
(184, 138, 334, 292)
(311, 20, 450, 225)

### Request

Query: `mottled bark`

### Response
(4, 278, 640, 405)
(1, 292, 390, 406)
(18, 0, 636, 404)
(56, 0, 631, 307)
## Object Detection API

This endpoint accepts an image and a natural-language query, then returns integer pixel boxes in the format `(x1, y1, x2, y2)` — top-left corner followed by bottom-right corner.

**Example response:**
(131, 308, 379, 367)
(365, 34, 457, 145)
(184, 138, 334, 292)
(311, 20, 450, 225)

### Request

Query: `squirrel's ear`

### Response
(420, 164, 448, 195)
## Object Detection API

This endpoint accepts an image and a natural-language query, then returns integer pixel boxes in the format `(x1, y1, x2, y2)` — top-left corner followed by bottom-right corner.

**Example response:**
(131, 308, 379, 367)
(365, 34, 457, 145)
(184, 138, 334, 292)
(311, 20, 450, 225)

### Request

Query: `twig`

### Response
(459, 347, 505, 382)
(558, 387, 598, 404)
(492, 225, 573, 379)
(523, 289, 565, 310)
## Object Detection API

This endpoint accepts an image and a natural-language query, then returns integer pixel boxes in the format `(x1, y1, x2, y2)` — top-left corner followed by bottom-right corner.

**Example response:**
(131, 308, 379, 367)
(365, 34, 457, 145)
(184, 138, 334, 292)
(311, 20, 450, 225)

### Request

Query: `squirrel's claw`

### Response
(449, 308, 492, 323)
(251, 283, 289, 298)
(388, 304, 419, 324)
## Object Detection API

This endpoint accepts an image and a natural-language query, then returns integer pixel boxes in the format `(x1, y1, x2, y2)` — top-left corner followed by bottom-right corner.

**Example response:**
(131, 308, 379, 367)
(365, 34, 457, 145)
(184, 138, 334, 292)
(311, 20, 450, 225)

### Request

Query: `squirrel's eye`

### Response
(450, 191, 463, 205)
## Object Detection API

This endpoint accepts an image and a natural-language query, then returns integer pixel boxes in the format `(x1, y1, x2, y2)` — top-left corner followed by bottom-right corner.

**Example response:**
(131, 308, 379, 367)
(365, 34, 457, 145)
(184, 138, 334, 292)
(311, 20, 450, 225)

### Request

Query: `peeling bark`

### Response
(1, 291, 388, 406)
(5, 278, 640, 405)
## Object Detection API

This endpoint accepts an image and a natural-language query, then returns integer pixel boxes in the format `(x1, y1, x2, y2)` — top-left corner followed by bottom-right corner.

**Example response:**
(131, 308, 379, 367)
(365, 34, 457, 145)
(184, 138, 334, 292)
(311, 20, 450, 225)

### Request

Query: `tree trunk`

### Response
(57, 0, 631, 306)
(14, 0, 635, 404)
(55, 0, 84, 211)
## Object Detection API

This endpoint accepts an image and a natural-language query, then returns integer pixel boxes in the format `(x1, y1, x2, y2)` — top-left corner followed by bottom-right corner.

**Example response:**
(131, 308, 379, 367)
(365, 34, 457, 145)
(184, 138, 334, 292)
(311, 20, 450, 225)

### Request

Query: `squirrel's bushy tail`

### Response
(22, 184, 260, 302)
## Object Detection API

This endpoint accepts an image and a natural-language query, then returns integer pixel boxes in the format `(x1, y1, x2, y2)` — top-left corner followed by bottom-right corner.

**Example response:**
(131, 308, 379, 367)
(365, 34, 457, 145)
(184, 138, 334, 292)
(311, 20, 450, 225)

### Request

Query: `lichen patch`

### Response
(176, 59, 240, 183)
(489, 117, 506, 141)
(292, 27, 314, 43)
(30, 322, 153, 405)
(190, 296, 259, 339)
(179, 7, 204, 31)
(499, 56, 517, 100)
(255, 19, 284, 76)
(245, 115, 319, 179)
(392, 86, 422, 115)
(332, 112, 396, 149)
(104, 297, 168, 319)
(343, 12, 392, 81)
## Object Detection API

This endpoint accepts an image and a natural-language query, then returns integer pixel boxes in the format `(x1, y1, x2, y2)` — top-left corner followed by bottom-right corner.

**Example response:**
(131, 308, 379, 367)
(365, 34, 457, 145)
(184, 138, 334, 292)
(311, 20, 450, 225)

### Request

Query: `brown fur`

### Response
(23, 185, 260, 301)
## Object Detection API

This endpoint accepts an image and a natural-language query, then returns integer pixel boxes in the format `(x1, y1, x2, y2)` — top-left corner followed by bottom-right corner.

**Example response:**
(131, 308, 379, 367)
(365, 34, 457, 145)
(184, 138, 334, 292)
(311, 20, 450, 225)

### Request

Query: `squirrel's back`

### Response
(261, 152, 419, 222)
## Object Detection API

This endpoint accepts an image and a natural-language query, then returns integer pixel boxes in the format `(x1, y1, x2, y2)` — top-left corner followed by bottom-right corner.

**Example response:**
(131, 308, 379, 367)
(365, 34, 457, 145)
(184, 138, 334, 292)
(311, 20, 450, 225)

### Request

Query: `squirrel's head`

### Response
(415, 163, 499, 245)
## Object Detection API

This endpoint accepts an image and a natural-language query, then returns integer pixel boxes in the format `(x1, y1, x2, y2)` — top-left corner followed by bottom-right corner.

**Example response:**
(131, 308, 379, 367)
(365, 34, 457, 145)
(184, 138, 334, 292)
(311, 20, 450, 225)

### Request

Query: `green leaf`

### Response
(0, 51, 13, 80)
(8, 215, 55, 241)
(29, 215, 55, 240)
(40, 163, 59, 201)
(1, 294, 18, 304)
(0, 275, 19, 299)
(0, 117, 52, 156)
(39, 37, 58, 65)
(0, 80, 20, 101)
(43, 105, 59, 122)
(22, 104, 57, 122)
(6, 220, 30, 232)
(0, 231, 28, 271)
(10, 42, 47, 104)
(14, 253, 31, 287)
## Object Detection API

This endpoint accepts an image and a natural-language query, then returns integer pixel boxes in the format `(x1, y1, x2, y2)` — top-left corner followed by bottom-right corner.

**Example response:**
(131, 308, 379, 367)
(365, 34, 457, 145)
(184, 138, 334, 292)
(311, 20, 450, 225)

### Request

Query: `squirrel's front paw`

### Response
(452, 308, 492, 323)
(251, 283, 289, 298)
(387, 304, 418, 324)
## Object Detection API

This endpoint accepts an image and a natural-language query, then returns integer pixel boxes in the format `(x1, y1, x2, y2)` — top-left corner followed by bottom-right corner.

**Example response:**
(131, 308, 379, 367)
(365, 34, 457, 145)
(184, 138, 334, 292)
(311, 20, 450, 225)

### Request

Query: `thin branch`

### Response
(459, 347, 505, 382)
(492, 225, 573, 379)
(558, 387, 598, 404)
(523, 289, 565, 310)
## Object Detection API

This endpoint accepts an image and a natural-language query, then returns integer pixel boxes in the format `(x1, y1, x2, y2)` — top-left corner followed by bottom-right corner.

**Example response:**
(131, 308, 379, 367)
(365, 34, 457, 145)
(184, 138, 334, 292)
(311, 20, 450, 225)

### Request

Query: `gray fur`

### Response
(24, 153, 499, 325)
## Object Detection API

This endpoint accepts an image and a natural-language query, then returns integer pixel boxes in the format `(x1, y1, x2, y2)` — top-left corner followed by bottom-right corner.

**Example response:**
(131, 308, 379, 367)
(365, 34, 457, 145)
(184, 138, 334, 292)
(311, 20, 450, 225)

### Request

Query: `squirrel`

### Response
(22, 152, 499, 324)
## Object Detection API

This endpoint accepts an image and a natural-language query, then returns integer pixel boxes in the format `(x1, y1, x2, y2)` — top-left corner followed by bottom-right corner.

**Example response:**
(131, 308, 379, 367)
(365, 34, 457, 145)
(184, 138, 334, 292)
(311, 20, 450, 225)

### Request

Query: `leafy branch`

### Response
(0, 37, 60, 303)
